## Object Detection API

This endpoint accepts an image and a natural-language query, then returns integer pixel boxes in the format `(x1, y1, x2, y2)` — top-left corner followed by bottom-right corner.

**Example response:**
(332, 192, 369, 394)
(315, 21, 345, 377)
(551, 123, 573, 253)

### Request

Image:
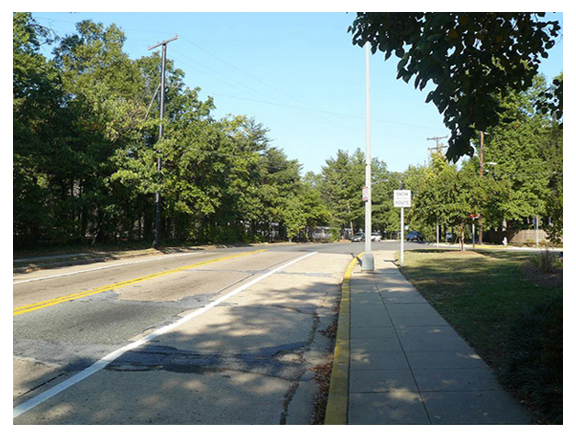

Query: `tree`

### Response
(13, 13, 62, 246)
(409, 153, 476, 250)
(320, 149, 365, 235)
(349, 13, 562, 161)
(480, 75, 555, 232)
(51, 20, 147, 244)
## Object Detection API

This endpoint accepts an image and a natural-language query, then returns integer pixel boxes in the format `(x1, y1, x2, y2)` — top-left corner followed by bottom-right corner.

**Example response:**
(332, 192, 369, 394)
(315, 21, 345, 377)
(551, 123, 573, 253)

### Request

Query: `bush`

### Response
(533, 249, 560, 273)
(500, 297, 563, 424)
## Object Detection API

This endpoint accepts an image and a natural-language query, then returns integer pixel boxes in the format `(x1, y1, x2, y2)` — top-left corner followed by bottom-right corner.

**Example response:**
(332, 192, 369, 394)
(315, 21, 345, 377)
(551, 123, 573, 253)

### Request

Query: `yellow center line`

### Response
(13, 249, 267, 317)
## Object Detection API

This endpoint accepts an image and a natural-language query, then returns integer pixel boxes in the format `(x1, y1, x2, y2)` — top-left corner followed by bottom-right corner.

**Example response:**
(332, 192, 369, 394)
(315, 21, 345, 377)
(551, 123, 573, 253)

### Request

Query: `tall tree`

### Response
(409, 153, 476, 250)
(480, 75, 554, 231)
(13, 13, 66, 245)
(320, 149, 365, 235)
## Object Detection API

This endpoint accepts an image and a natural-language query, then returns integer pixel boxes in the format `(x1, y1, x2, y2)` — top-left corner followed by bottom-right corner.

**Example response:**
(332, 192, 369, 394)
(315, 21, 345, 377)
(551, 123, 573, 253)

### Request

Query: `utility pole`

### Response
(148, 35, 178, 249)
(362, 44, 374, 272)
(426, 136, 448, 155)
(427, 136, 447, 247)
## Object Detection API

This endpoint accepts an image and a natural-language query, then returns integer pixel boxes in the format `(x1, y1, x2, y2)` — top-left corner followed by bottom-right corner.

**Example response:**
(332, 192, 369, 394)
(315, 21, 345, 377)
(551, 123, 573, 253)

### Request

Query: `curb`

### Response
(324, 252, 362, 425)
(13, 241, 303, 274)
(13, 250, 164, 273)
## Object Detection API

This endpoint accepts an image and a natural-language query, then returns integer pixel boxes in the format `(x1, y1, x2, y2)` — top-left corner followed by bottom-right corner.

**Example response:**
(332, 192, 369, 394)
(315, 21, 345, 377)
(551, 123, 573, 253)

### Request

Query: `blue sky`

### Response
(30, 11, 564, 176)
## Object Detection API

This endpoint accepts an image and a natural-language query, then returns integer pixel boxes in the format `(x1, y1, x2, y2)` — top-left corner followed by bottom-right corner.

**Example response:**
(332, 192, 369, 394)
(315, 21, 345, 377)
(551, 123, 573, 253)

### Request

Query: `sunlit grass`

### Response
(398, 250, 562, 371)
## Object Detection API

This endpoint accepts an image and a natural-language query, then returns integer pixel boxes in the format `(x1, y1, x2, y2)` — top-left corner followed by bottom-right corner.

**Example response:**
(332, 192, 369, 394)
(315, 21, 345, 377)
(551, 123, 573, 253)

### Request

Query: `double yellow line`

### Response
(13, 249, 266, 317)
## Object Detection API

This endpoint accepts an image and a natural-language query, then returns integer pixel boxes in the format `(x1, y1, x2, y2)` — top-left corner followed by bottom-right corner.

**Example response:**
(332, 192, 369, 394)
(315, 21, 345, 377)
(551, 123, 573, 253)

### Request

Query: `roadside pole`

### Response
(148, 35, 178, 249)
(400, 207, 405, 266)
(470, 214, 478, 250)
(535, 215, 540, 247)
(394, 190, 411, 266)
(362, 44, 374, 271)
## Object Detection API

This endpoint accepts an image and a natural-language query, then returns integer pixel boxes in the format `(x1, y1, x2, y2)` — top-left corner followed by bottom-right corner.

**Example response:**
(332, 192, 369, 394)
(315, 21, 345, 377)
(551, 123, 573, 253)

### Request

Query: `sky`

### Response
(28, 10, 564, 176)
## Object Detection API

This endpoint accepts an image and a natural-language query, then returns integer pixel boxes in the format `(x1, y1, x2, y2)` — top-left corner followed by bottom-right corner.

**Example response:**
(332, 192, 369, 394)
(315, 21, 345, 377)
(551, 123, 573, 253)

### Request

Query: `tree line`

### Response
(13, 13, 562, 249)
(404, 73, 563, 247)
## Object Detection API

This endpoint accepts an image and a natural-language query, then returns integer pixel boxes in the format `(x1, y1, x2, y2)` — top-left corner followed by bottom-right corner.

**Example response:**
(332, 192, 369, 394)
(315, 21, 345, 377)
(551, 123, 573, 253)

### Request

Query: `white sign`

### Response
(394, 190, 411, 208)
(362, 186, 370, 202)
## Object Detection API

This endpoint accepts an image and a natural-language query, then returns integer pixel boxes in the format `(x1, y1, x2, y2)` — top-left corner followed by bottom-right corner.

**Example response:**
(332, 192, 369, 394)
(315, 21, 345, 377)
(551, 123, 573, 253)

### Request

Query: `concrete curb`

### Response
(13, 241, 303, 274)
(324, 253, 362, 425)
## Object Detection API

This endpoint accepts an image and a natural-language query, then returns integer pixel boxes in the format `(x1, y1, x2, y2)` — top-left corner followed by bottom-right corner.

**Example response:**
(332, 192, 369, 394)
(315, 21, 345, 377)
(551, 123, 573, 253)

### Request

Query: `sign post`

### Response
(394, 190, 411, 266)
(470, 214, 479, 249)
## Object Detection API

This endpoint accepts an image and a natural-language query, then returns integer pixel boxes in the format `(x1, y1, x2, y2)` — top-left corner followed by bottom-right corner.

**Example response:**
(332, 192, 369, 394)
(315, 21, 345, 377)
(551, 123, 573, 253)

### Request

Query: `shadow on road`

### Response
(13, 256, 358, 424)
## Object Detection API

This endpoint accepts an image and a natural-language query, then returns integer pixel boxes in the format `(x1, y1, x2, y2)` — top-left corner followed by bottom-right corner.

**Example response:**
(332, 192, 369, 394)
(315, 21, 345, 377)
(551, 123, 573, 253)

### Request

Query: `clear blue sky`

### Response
(31, 12, 564, 176)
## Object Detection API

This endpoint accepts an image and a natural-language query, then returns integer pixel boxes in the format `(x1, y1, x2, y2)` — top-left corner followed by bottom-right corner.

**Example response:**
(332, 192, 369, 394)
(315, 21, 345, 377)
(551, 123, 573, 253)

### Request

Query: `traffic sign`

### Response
(394, 190, 411, 208)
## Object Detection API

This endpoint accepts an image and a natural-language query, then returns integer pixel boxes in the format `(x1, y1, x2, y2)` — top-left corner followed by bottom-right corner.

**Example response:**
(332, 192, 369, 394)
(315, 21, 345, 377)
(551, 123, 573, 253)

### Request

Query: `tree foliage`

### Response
(405, 74, 562, 247)
(319, 149, 397, 236)
(13, 14, 332, 248)
(349, 13, 562, 161)
(13, 13, 563, 249)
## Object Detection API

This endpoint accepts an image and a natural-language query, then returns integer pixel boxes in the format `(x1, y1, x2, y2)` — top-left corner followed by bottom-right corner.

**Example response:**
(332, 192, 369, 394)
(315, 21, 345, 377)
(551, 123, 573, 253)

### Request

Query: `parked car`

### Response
(446, 232, 455, 243)
(351, 232, 365, 242)
(371, 231, 382, 242)
(406, 231, 424, 242)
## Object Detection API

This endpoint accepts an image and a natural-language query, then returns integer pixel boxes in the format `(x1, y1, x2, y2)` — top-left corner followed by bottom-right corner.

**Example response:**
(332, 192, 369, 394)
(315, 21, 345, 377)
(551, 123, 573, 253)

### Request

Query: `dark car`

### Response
(351, 232, 365, 242)
(406, 231, 424, 242)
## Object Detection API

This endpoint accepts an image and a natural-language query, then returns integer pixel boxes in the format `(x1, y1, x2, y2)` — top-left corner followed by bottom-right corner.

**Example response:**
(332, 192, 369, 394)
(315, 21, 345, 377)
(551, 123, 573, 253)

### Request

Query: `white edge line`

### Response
(13, 252, 203, 285)
(13, 251, 318, 419)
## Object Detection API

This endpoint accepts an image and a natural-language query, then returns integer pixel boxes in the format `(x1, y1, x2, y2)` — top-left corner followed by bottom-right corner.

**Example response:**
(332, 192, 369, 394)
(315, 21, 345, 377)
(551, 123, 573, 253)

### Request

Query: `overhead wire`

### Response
(32, 14, 445, 132)
(168, 48, 361, 132)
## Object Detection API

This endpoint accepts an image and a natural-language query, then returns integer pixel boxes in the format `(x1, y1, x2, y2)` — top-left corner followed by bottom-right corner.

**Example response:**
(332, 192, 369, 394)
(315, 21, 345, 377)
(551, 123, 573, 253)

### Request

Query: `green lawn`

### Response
(399, 249, 562, 371)
(399, 249, 563, 423)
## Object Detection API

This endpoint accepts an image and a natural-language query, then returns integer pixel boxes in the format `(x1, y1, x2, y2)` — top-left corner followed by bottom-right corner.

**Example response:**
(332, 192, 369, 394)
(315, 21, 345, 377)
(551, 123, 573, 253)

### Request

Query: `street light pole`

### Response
(362, 44, 374, 272)
(148, 35, 178, 249)
(479, 131, 485, 244)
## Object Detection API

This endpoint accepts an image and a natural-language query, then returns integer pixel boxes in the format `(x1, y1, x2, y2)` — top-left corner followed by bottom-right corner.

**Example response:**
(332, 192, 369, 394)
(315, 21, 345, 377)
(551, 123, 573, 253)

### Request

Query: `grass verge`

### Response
(399, 249, 562, 424)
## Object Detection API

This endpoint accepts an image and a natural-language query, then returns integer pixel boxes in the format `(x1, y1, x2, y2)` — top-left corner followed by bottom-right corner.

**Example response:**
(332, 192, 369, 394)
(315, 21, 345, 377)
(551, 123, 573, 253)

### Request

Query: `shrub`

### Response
(500, 297, 563, 424)
(534, 249, 560, 273)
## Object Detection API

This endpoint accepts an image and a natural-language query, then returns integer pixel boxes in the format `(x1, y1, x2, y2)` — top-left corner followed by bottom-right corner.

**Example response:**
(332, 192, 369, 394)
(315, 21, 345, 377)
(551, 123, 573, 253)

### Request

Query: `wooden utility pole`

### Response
(428, 136, 448, 246)
(148, 35, 178, 249)
(426, 135, 448, 155)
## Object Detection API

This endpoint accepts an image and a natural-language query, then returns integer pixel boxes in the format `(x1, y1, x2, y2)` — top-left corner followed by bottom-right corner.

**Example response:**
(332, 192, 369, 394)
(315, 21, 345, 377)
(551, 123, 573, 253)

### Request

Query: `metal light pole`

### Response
(478, 131, 485, 244)
(148, 35, 178, 249)
(362, 44, 375, 272)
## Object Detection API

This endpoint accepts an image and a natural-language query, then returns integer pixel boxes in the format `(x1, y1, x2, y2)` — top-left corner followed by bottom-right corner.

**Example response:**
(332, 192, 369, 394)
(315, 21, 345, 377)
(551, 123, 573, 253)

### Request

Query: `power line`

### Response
(177, 37, 443, 131)
(179, 36, 332, 116)
(32, 14, 444, 132)
(168, 51, 357, 132)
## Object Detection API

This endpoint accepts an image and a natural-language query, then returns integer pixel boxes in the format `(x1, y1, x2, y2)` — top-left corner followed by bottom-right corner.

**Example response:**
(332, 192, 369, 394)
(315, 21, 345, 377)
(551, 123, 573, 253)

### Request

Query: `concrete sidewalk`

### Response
(332, 250, 532, 425)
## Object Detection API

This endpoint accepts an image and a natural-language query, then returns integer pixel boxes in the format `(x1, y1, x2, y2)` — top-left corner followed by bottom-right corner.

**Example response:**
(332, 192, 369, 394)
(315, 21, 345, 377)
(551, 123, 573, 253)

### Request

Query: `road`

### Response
(13, 240, 426, 424)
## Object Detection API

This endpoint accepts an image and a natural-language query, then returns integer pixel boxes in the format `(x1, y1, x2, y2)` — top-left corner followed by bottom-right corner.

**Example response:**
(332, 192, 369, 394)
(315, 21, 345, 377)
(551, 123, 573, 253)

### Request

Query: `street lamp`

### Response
(362, 44, 374, 272)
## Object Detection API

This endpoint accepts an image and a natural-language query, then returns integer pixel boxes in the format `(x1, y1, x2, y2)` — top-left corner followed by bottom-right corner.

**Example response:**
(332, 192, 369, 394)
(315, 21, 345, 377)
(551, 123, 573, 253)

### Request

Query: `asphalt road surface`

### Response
(13, 240, 423, 424)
